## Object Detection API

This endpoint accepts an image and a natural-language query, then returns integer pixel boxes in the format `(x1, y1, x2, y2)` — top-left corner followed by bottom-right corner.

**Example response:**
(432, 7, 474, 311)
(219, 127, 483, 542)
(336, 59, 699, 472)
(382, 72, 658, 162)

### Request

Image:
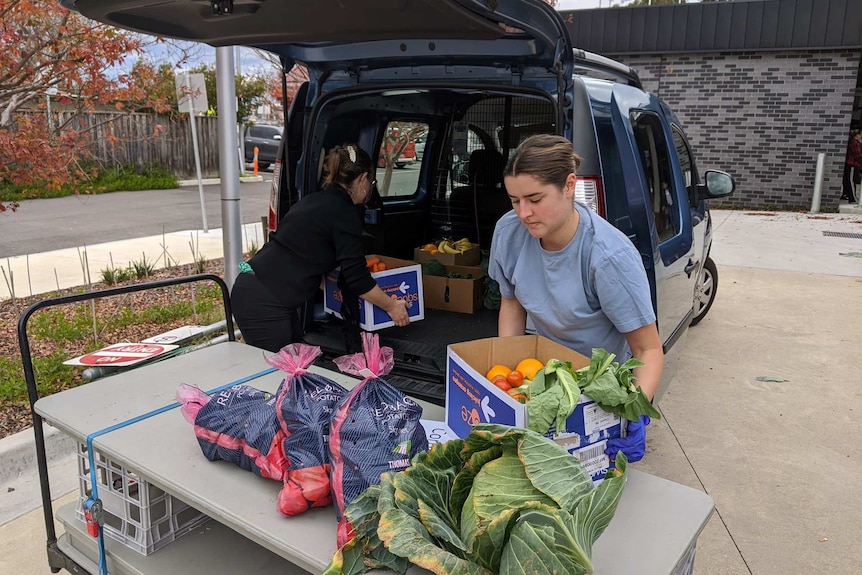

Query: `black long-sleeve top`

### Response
(248, 185, 377, 308)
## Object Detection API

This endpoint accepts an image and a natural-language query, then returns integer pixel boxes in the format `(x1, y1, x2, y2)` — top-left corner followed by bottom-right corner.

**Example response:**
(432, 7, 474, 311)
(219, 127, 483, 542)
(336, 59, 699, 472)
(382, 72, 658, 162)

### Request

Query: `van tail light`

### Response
(268, 160, 283, 233)
(575, 176, 605, 218)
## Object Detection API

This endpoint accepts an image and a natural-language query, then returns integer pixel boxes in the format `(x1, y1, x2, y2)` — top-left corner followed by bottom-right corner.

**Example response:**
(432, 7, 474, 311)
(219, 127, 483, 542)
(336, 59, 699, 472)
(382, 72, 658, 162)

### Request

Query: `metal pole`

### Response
(186, 73, 208, 233)
(809, 152, 825, 214)
(216, 46, 243, 292)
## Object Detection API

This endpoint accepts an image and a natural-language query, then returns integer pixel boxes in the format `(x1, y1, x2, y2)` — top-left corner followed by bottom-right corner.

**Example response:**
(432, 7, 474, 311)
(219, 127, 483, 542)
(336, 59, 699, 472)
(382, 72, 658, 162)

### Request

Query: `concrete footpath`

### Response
(1, 209, 861, 574)
(0, 222, 268, 302)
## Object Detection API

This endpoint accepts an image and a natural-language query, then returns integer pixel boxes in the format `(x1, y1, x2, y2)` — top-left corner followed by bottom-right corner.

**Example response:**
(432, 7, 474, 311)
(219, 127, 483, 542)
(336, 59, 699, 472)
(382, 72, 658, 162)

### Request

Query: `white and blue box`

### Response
(323, 255, 425, 331)
(445, 335, 624, 482)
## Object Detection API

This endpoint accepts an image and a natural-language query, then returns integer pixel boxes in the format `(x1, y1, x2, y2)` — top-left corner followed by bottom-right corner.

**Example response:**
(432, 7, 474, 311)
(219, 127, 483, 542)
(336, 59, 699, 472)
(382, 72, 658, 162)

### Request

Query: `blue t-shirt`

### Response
(489, 202, 655, 361)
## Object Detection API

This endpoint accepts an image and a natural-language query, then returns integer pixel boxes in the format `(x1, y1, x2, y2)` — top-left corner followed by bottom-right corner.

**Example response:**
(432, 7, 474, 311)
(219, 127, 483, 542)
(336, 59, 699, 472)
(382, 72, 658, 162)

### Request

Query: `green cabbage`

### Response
(324, 424, 628, 575)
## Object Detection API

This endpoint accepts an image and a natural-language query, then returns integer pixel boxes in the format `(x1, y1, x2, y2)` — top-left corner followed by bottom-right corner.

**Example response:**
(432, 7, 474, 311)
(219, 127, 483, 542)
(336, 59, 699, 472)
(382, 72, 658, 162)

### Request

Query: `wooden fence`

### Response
(52, 110, 223, 178)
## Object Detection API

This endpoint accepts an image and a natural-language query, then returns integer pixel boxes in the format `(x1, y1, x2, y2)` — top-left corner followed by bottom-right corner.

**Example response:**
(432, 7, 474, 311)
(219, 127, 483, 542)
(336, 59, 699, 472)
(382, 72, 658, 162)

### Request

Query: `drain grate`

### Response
(822, 231, 862, 239)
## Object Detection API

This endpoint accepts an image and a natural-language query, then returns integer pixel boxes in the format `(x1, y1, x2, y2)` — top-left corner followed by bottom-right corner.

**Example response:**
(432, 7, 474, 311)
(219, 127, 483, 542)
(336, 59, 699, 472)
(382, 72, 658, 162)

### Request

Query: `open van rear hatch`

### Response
(62, 0, 573, 81)
(63, 0, 579, 403)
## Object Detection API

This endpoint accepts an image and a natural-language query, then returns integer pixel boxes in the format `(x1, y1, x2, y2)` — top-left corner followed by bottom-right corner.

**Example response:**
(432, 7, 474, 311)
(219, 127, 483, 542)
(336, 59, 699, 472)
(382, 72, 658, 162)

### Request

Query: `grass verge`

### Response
(0, 164, 178, 203)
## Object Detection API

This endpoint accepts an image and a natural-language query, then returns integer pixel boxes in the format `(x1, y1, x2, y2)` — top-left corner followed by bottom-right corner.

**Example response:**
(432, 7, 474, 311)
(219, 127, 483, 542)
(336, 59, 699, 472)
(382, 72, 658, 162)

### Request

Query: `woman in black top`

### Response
(230, 143, 409, 351)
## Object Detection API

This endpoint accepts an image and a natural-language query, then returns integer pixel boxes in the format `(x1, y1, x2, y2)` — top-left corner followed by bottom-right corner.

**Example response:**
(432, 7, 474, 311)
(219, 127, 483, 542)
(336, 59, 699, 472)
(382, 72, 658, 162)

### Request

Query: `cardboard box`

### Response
(423, 264, 486, 314)
(323, 255, 424, 331)
(445, 335, 623, 482)
(414, 244, 480, 266)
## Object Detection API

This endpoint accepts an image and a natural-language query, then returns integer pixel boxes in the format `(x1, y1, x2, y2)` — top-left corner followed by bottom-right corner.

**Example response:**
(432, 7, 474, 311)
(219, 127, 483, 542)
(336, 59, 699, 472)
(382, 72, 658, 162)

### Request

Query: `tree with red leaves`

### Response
(0, 0, 177, 212)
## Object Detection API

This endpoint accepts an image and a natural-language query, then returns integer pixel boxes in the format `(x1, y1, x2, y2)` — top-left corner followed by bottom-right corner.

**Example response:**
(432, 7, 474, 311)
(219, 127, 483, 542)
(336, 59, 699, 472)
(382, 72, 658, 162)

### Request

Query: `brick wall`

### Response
(614, 50, 860, 210)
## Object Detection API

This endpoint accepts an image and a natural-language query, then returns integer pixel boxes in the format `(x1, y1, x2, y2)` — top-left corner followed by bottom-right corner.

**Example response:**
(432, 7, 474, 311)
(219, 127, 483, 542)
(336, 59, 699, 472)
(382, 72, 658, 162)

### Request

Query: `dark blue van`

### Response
(64, 0, 734, 402)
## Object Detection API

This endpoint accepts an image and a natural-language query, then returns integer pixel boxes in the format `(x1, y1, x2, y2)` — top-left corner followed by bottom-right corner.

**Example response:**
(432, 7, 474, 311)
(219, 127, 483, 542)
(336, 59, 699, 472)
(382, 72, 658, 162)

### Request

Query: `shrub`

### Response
(131, 254, 155, 279)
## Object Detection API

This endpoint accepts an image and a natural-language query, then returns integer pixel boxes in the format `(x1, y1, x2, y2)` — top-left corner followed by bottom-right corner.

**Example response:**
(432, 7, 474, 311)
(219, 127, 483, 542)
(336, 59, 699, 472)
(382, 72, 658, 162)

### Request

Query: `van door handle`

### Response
(684, 259, 699, 278)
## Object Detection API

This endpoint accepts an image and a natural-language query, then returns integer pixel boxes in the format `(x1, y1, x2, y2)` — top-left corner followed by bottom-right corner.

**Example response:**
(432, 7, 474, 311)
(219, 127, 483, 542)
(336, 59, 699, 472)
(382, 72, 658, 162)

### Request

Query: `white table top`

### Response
(36, 341, 713, 575)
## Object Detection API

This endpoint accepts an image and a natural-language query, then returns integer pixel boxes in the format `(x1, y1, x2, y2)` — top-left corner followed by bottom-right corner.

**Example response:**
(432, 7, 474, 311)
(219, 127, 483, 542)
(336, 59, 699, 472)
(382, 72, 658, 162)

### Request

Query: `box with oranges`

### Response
(445, 335, 624, 482)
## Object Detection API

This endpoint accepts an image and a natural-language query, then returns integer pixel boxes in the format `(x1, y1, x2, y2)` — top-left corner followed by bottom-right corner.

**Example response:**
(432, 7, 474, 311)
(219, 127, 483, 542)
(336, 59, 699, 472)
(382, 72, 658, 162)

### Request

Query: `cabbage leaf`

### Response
(324, 424, 628, 575)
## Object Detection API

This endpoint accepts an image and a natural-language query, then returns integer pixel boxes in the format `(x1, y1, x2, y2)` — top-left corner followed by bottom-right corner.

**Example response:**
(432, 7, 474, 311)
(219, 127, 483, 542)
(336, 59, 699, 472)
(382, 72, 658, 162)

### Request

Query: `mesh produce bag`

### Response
(265, 344, 348, 517)
(176, 382, 288, 481)
(329, 332, 428, 547)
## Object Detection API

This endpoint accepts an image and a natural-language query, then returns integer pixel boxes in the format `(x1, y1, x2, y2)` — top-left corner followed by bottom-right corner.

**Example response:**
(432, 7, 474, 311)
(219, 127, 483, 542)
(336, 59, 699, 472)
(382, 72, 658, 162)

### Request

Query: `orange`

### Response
(486, 364, 512, 382)
(515, 358, 544, 380)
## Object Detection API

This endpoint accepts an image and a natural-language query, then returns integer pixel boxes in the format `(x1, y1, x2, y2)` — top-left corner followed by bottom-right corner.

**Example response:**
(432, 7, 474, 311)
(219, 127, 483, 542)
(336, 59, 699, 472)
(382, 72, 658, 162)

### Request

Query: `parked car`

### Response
(243, 123, 282, 170)
(68, 0, 734, 404)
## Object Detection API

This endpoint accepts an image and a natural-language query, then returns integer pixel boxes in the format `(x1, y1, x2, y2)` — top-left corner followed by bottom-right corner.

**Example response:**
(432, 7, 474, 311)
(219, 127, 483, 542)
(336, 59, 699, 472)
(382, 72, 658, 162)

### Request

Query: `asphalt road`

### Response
(0, 166, 427, 259)
(0, 180, 273, 259)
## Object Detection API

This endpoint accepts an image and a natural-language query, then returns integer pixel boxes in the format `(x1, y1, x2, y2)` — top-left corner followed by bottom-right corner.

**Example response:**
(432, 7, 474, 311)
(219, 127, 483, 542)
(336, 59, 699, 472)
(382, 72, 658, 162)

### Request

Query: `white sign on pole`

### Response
(175, 73, 208, 114)
(176, 72, 209, 232)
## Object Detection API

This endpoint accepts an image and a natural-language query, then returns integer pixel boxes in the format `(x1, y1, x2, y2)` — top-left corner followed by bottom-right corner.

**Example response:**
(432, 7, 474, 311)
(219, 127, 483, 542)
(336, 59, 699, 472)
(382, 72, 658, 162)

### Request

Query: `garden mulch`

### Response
(0, 258, 230, 440)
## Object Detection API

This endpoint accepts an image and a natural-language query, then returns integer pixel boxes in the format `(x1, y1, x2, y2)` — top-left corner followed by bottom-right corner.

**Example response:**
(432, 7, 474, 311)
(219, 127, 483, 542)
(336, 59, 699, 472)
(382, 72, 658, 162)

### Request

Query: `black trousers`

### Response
(842, 164, 858, 202)
(230, 272, 299, 352)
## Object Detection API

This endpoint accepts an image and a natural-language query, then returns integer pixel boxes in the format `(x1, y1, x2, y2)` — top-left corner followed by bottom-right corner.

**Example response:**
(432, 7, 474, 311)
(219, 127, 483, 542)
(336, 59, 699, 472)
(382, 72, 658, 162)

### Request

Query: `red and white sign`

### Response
(64, 343, 179, 367)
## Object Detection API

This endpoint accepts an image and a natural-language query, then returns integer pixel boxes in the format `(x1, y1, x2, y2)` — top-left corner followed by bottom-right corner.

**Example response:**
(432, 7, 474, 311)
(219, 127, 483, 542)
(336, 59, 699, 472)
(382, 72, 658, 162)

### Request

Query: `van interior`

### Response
(293, 86, 560, 403)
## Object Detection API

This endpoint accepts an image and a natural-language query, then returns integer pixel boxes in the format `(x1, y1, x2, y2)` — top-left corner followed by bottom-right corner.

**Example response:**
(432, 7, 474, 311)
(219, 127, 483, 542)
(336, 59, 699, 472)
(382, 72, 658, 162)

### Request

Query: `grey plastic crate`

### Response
(76, 442, 209, 555)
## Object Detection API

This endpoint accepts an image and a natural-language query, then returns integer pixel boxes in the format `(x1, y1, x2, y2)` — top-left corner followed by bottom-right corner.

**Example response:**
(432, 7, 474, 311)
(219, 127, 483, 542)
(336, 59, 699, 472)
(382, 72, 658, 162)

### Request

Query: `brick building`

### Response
(561, 0, 862, 210)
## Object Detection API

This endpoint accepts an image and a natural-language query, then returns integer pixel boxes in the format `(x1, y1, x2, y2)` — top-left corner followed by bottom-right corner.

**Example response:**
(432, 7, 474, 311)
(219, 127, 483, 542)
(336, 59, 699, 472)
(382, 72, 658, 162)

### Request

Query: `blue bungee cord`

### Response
(84, 367, 277, 574)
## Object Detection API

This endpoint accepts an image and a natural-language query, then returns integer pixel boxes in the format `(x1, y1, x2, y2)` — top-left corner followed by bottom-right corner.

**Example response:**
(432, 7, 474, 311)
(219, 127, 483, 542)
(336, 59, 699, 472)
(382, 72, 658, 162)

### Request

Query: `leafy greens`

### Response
(526, 348, 661, 435)
(324, 424, 628, 575)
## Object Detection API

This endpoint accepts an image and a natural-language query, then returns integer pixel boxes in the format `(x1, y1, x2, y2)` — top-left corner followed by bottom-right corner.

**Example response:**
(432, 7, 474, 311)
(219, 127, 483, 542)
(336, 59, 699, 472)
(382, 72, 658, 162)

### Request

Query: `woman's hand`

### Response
(385, 298, 410, 327)
(361, 285, 410, 327)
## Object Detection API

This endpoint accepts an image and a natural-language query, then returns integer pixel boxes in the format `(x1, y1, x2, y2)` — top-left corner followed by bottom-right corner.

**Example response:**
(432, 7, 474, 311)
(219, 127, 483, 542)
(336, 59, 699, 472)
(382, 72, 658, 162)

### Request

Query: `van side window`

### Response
(631, 111, 679, 243)
(376, 121, 427, 198)
(671, 126, 699, 210)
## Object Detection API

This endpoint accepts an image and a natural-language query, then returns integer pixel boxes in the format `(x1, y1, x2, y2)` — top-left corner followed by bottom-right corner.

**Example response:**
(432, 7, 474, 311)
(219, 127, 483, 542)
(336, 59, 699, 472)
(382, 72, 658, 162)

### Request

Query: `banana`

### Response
(434, 238, 469, 255)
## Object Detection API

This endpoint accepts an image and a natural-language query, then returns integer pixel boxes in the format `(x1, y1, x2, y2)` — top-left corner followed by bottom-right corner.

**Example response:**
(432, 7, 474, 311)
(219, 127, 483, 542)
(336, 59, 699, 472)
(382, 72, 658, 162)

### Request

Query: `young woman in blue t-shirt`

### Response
(488, 134, 664, 462)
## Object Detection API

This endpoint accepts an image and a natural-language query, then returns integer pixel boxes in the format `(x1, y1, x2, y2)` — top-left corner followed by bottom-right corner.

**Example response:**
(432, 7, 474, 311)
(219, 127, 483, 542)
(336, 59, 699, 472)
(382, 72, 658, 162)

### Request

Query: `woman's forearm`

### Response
(498, 297, 527, 337)
(361, 284, 398, 313)
(625, 323, 664, 401)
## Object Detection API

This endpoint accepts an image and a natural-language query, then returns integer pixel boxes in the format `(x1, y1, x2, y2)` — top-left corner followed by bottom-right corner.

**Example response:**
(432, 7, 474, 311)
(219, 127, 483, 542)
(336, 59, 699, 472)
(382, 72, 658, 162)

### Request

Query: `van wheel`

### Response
(690, 257, 717, 326)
